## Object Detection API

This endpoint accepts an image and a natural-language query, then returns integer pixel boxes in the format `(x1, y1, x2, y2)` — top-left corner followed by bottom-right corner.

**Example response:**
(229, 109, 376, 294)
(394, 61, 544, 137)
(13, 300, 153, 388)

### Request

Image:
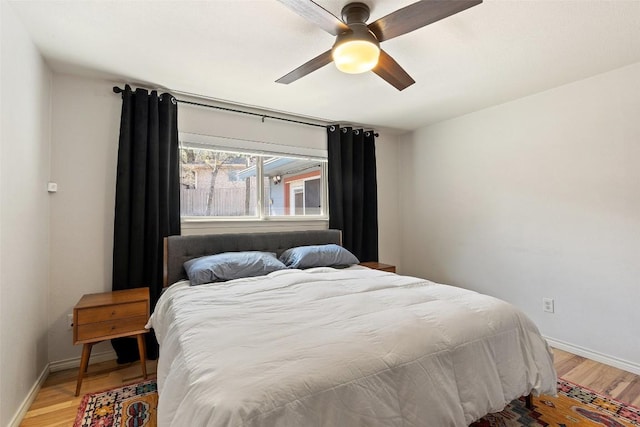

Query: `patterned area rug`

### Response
(73, 379, 157, 427)
(74, 378, 640, 427)
(472, 379, 640, 426)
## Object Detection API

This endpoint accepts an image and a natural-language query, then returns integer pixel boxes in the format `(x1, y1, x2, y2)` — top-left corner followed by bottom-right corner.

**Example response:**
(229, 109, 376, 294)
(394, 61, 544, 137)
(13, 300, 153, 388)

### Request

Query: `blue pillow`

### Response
(279, 244, 359, 269)
(184, 251, 287, 286)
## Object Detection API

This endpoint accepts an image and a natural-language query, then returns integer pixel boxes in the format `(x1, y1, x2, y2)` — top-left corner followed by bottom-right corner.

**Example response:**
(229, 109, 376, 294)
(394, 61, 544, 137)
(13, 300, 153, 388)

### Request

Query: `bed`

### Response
(148, 229, 557, 426)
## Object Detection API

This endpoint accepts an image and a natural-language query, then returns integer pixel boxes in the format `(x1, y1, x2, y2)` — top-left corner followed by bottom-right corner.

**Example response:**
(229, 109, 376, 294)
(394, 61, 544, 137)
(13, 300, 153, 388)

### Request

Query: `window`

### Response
(179, 134, 327, 220)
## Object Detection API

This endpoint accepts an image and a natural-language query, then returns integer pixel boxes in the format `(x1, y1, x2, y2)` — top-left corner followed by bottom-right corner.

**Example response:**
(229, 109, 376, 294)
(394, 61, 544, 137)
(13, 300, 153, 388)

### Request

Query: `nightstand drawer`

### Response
(77, 301, 147, 324)
(76, 315, 148, 341)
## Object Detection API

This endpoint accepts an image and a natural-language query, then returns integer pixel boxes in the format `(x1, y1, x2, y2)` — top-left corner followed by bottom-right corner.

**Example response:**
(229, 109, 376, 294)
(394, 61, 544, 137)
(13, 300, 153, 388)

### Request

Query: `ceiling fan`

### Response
(275, 0, 482, 91)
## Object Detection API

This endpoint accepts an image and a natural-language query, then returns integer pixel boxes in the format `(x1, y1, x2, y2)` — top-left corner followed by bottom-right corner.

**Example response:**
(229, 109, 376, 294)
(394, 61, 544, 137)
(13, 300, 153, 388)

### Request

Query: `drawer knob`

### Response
(111, 310, 116, 315)
(111, 325, 116, 330)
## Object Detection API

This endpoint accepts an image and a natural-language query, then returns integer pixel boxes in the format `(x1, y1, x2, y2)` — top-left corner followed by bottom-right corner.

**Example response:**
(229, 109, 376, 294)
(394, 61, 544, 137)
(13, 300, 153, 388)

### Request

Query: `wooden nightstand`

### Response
(73, 287, 150, 396)
(359, 261, 396, 273)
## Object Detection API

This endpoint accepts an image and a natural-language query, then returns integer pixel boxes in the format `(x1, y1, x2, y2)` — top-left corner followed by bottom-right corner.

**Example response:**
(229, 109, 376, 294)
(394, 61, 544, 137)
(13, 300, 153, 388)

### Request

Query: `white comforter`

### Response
(148, 266, 556, 427)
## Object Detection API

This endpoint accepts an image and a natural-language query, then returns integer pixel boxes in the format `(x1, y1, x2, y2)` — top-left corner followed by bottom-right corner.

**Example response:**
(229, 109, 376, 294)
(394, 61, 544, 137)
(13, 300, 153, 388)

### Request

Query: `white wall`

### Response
(398, 62, 640, 370)
(374, 131, 402, 270)
(48, 74, 122, 365)
(48, 74, 401, 363)
(0, 1, 52, 424)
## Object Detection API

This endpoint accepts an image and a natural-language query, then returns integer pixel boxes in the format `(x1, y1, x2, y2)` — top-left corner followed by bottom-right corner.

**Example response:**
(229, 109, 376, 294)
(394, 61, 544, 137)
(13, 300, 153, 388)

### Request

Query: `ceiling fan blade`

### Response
(276, 0, 349, 36)
(368, 0, 482, 42)
(372, 49, 415, 91)
(276, 50, 334, 85)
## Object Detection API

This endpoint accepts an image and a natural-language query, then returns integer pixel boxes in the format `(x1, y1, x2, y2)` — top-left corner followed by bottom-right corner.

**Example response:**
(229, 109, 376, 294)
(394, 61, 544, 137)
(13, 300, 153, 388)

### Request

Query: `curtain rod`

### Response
(112, 86, 378, 136)
(112, 86, 323, 128)
(178, 99, 327, 129)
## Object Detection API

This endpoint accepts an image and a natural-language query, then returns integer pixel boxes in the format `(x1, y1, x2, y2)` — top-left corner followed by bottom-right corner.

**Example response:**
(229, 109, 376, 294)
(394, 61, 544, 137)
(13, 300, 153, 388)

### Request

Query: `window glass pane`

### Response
(262, 156, 325, 216)
(180, 147, 258, 216)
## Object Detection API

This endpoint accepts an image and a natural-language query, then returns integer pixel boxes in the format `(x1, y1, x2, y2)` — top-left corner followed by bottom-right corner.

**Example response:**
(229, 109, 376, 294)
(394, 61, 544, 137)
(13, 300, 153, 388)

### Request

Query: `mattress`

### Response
(148, 266, 557, 426)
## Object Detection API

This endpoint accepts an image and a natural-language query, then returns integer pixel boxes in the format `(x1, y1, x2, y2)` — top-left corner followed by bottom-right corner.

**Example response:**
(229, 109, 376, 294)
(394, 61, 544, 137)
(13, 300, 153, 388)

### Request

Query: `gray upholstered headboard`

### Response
(163, 229, 342, 287)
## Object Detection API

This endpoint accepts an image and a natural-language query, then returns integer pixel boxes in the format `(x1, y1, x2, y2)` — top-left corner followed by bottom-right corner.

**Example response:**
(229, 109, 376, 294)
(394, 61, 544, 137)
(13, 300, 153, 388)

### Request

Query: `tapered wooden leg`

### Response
(525, 394, 534, 410)
(75, 343, 93, 396)
(137, 334, 147, 379)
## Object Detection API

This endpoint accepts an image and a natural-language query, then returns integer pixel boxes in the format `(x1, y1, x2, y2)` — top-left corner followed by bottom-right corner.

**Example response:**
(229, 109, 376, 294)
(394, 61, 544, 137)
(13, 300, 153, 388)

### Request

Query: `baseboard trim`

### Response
(546, 336, 640, 376)
(9, 350, 118, 426)
(8, 363, 50, 427)
(49, 349, 117, 372)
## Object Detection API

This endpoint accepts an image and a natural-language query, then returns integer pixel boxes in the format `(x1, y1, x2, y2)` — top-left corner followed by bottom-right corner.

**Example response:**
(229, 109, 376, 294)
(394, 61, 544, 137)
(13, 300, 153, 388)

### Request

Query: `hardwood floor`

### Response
(20, 359, 157, 427)
(554, 348, 640, 406)
(19, 348, 640, 426)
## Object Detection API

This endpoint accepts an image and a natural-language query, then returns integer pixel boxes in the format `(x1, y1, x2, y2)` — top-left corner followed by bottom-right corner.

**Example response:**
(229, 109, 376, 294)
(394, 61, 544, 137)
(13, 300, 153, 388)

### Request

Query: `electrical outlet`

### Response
(542, 298, 554, 313)
(67, 313, 74, 330)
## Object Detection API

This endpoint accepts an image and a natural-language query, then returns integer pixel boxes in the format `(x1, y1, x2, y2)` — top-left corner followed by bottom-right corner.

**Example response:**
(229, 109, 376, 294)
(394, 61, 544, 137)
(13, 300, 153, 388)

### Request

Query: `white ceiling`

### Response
(9, 0, 640, 132)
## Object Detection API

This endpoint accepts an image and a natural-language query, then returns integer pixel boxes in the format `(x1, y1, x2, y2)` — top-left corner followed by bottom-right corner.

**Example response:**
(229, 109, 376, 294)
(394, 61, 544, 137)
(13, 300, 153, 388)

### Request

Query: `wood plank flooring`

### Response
(19, 348, 640, 426)
(554, 348, 640, 406)
(20, 359, 157, 427)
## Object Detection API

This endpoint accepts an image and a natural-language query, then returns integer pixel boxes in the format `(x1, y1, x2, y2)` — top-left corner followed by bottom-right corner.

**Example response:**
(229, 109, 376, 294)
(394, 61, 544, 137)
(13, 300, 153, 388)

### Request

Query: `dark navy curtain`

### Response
(327, 125, 378, 262)
(111, 85, 181, 362)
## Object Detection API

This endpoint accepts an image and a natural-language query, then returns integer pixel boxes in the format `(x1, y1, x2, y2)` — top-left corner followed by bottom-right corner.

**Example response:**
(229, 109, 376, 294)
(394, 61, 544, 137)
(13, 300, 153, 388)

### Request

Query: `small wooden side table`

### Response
(359, 261, 396, 273)
(73, 287, 150, 396)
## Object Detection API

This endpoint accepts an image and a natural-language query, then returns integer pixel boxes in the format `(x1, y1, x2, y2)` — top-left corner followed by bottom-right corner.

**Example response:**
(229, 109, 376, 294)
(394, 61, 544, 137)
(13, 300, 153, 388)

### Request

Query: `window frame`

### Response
(179, 133, 329, 223)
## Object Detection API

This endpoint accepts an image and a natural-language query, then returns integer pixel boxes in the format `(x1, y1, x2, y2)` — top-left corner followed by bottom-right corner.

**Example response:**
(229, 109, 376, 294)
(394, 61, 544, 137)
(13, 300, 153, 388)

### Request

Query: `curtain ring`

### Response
(160, 94, 177, 105)
(342, 128, 348, 133)
(354, 129, 360, 135)
(329, 125, 336, 132)
(365, 131, 370, 137)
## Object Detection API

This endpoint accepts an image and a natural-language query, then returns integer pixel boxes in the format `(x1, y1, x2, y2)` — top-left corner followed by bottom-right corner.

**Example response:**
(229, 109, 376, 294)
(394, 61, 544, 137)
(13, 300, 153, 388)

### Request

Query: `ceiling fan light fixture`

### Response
(332, 23, 380, 74)
(278, 0, 482, 89)
(332, 39, 380, 74)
